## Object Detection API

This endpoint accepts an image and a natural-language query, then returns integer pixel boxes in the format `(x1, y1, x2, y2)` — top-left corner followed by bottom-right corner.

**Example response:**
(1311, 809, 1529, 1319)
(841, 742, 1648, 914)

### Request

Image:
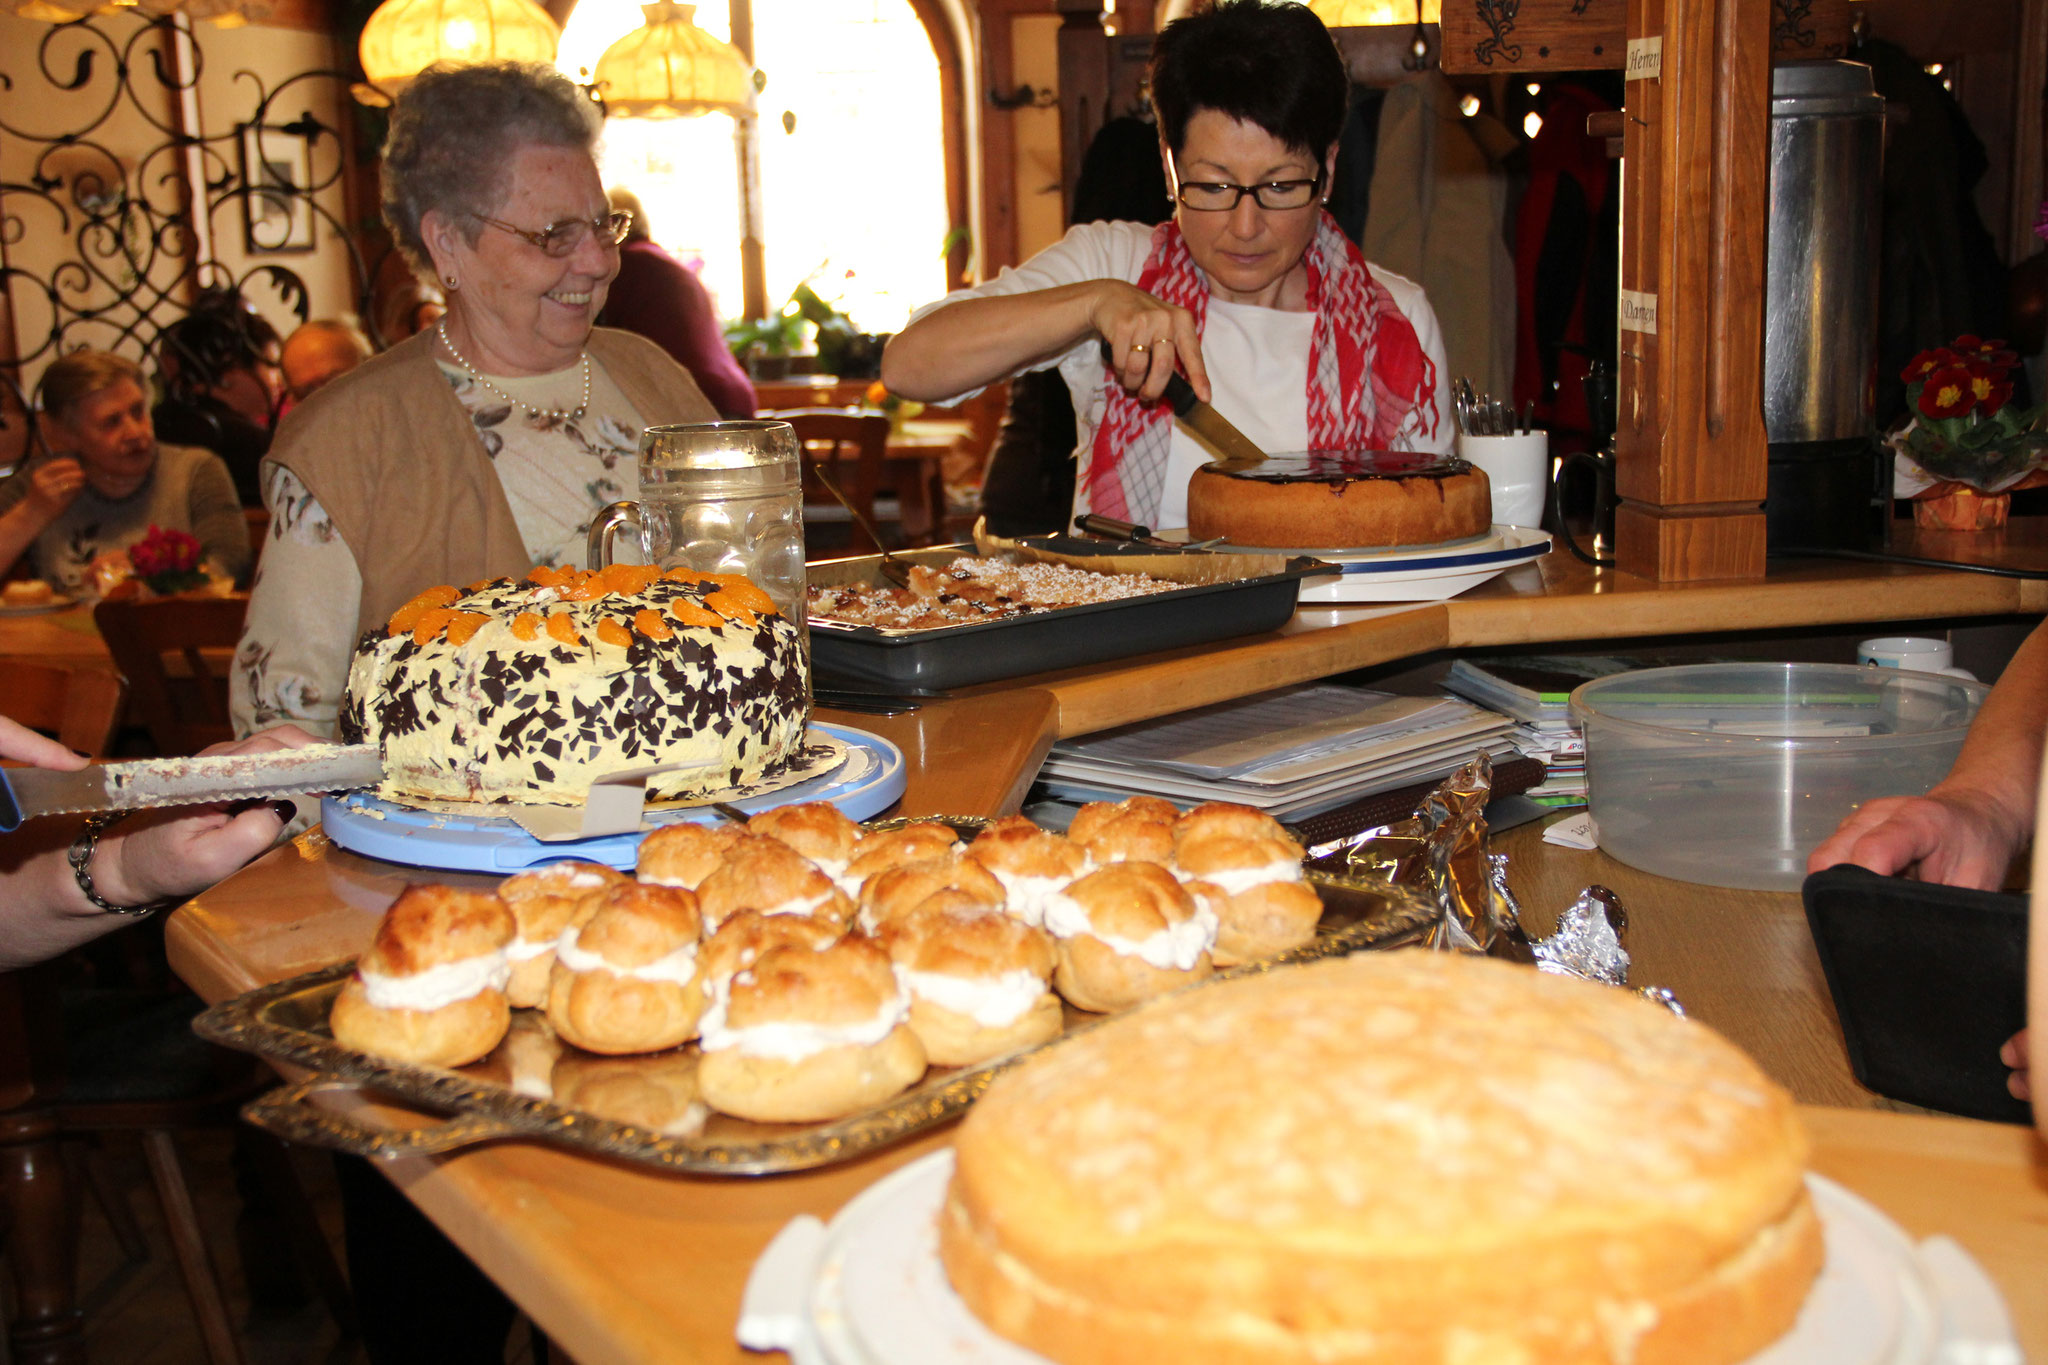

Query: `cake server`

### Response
(0, 744, 384, 830)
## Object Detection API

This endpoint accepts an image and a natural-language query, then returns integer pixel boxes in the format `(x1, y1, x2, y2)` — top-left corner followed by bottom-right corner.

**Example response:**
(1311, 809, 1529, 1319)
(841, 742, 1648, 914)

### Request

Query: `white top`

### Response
(911, 220, 1456, 530)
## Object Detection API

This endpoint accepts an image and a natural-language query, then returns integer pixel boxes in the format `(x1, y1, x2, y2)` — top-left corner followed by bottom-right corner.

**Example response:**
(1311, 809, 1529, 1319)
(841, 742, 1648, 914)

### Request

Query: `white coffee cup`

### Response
(1458, 431, 1548, 528)
(1857, 636, 1976, 680)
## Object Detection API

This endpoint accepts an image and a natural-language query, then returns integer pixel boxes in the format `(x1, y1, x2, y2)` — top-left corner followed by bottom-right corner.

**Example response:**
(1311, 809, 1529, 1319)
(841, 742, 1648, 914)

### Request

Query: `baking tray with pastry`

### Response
(194, 810, 1438, 1176)
(807, 527, 1328, 696)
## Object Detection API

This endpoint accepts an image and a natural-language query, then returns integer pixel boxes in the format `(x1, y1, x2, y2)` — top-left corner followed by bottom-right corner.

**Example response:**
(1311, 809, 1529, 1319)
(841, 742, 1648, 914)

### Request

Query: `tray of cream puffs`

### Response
(196, 798, 1438, 1174)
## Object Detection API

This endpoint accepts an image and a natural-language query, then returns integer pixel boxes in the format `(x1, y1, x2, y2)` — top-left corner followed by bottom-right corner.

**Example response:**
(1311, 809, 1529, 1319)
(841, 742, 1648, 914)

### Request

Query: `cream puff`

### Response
(496, 860, 628, 1008)
(696, 908, 843, 1001)
(965, 820, 1090, 927)
(635, 821, 744, 891)
(1173, 801, 1294, 852)
(331, 884, 516, 1068)
(545, 882, 707, 1055)
(1067, 796, 1179, 845)
(747, 802, 863, 880)
(551, 1049, 708, 1138)
(839, 821, 967, 895)
(877, 902, 1061, 1066)
(855, 853, 1006, 935)
(1078, 810, 1176, 866)
(695, 833, 855, 931)
(697, 937, 927, 1123)
(1174, 833, 1321, 966)
(1039, 862, 1216, 1013)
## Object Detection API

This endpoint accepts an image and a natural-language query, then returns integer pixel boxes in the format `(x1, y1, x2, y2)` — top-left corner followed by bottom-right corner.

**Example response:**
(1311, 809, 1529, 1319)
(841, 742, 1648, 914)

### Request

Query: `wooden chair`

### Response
(780, 409, 894, 556)
(0, 663, 125, 758)
(92, 595, 248, 756)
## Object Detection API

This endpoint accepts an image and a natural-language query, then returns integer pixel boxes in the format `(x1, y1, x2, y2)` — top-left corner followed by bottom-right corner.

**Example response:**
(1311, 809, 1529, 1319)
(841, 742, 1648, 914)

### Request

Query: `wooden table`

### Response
(0, 602, 112, 674)
(158, 538, 2048, 1363)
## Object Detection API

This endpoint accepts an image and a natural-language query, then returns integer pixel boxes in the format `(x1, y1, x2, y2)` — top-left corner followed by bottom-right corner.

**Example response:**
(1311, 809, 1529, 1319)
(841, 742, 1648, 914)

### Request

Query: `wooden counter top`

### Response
(155, 539, 2048, 1363)
(968, 521, 2048, 737)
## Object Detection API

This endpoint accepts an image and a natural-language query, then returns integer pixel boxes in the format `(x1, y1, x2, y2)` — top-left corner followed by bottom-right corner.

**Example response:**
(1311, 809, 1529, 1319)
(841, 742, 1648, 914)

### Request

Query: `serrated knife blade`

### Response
(0, 743, 384, 831)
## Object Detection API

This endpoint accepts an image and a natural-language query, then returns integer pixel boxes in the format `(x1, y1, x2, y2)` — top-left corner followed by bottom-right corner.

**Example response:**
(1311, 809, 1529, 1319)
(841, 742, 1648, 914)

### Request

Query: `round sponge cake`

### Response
(1185, 450, 1490, 549)
(341, 564, 808, 804)
(941, 951, 1821, 1365)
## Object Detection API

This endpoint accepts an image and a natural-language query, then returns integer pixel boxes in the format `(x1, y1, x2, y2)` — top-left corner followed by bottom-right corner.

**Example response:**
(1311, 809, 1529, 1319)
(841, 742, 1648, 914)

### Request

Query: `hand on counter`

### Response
(1804, 785, 2023, 892)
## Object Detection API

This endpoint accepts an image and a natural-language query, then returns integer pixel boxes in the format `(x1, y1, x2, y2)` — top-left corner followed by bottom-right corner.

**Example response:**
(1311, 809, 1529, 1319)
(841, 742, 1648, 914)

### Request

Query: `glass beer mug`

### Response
(587, 420, 808, 630)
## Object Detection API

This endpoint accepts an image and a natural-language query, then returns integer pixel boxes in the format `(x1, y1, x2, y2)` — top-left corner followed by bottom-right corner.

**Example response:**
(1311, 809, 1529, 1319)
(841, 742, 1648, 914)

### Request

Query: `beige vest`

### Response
(267, 327, 715, 639)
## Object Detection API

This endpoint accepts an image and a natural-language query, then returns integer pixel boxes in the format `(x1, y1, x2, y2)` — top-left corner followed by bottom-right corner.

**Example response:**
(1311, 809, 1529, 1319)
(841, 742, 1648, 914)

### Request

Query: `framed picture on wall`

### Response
(240, 123, 314, 254)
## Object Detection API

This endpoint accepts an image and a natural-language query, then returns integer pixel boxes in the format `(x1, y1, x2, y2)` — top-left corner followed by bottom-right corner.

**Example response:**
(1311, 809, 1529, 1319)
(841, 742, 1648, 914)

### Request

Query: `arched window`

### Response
(560, 0, 953, 334)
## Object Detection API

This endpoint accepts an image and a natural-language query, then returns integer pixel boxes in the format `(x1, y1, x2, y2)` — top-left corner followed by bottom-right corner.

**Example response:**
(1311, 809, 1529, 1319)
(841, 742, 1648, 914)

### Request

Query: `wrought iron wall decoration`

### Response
(1771, 0, 1817, 50)
(0, 11, 378, 412)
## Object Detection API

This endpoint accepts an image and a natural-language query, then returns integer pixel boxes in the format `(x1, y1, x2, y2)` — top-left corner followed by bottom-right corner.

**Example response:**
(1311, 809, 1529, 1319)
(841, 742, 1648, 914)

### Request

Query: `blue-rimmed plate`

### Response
(319, 722, 905, 872)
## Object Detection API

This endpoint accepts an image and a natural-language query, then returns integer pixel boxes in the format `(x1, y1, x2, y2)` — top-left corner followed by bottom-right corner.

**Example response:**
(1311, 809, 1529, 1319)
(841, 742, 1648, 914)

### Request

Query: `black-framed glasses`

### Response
(1171, 166, 1324, 212)
(470, 209, 633, 257)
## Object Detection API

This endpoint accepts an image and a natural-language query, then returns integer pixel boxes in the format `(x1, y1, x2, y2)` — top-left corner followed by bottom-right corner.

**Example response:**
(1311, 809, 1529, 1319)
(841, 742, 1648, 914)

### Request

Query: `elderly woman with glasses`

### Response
(884, 0, 1451, 531)
(232, 60, 715, 739)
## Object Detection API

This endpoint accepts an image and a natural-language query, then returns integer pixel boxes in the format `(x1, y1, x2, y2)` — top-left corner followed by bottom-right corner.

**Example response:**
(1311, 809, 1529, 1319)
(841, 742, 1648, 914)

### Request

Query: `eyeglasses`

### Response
(1170, 165, 1324, 212)
(469, 209, 634, 257)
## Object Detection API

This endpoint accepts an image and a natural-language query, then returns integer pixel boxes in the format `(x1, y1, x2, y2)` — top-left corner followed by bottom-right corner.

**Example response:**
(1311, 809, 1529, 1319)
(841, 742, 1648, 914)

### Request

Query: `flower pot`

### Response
(1911, 487, 2010, 531)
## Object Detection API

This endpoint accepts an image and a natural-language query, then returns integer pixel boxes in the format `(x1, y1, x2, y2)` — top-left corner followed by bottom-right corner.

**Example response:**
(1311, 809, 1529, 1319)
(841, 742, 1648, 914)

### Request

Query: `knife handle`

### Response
(1074, 513, 1154, 542)
(0, 771, 19, 834)
(1096, 341, 1198, 418)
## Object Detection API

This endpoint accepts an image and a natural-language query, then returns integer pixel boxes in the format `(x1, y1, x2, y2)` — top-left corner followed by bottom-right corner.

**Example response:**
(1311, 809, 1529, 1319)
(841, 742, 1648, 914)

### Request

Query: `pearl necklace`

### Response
(437, 320, 591, 422)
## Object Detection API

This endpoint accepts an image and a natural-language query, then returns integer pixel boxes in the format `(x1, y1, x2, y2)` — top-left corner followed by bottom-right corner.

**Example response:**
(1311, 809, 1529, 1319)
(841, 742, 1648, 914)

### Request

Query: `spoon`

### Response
(812, 464, 914, 589)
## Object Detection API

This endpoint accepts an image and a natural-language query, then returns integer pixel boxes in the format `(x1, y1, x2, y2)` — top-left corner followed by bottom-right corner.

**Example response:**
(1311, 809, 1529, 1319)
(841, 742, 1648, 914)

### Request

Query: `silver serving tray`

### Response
(195, 817, 1437, 1175)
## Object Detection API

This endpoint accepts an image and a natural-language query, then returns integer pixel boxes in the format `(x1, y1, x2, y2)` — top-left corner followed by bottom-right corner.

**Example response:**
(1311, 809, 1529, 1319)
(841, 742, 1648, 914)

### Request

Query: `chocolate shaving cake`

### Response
(341, 564, 808, 804)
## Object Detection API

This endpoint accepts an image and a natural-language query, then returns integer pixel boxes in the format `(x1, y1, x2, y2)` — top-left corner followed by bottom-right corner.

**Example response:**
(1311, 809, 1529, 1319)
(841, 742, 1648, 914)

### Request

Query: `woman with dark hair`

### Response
(230, 60, 714, 741)
(886, 0, 1451, 530)
(152, 289, 285, 506)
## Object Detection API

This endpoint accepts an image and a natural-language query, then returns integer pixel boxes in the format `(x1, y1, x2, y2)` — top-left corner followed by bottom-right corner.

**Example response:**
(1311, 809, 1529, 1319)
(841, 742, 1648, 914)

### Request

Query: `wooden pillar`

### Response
(1055, 0, 1111, 223)
(1614, 0, 1771, 581)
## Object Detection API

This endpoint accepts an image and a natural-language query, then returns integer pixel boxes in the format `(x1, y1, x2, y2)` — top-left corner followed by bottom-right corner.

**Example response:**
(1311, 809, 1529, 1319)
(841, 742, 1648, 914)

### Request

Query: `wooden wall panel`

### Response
(1439, 0, 1852, 73)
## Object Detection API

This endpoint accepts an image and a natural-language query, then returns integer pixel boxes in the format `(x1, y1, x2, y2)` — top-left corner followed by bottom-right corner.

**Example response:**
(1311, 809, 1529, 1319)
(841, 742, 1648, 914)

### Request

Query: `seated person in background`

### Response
(153, 290, 285, 506)
(280, 316, 373, 407)
(1808, 616, 2048, 1104)
(885, 0, 1452, 532)
(597, 186, 756, 419)
(0, 717, 313, 971)
(0, 349, 251, 594)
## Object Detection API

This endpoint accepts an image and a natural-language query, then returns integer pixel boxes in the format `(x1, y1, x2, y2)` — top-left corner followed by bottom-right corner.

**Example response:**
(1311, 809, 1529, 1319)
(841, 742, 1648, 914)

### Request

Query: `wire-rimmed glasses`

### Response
(469, 209, 634, 257)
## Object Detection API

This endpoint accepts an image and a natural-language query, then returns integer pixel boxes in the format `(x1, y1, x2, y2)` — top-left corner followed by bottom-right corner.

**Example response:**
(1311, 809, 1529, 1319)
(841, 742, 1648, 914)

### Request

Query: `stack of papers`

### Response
(1036, 684, 1517, 821)
(1439, 655, 1669, 809)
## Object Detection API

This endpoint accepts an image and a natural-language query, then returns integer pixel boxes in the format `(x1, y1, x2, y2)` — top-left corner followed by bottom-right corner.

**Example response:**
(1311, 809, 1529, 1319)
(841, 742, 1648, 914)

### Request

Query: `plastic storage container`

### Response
(1570, 662, 1986, 891)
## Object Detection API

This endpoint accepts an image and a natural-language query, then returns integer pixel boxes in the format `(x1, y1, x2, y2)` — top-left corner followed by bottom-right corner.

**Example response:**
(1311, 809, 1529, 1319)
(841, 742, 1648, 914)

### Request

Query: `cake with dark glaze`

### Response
(1185, 450, 1490, 549)
(341, 563, 808, 804)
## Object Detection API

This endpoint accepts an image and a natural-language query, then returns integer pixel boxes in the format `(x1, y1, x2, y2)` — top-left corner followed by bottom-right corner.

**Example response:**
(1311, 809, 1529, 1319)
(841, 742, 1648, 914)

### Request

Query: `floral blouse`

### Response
(230, 358, 644, 739)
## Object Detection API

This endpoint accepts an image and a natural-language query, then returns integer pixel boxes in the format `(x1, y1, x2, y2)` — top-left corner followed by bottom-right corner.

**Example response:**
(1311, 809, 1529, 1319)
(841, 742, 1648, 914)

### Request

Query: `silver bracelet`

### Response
(68, 812, 176, 918)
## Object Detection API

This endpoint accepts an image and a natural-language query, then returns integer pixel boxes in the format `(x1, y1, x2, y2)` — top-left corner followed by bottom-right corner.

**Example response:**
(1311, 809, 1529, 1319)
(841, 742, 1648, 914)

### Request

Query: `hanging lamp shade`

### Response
(1305, 0, 1438, 24)
(3, 0, 272, 24)
(358, 0, 562, 93)
(592, 1, 752, 119)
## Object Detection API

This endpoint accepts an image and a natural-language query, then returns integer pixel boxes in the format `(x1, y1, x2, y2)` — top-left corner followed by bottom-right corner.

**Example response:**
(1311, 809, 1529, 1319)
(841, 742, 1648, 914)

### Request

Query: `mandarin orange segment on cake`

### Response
(387, 584, 460, 635)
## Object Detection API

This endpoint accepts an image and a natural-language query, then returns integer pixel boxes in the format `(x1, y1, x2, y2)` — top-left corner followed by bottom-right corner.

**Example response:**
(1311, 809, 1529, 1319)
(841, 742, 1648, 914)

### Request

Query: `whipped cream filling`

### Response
(554, 927, 699, 987)
(759, 887, 837, 918)
(358, 951, 510, 1012)
(899, 965, 1049, 1028)
(697, 979, 910, 1060)
(986, 867, 1083, 926)
(1040, 892, 1217, 971)
(1183, 858, 1302, 898)
(506, 936, 556, 963)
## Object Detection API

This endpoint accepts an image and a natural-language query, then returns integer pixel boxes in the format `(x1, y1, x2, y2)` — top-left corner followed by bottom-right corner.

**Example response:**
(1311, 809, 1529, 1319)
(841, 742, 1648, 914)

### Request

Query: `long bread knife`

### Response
(0, 744, 384, 832)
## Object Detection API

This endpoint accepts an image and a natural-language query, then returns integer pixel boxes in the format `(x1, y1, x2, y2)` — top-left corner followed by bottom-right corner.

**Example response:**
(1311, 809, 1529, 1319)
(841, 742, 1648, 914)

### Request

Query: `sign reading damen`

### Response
(1619, 290, 1659, 336)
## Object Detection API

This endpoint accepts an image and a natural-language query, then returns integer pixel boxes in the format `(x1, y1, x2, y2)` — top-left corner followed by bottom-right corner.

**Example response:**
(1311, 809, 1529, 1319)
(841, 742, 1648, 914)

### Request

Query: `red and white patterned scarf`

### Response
(1081, 211, 1439, 524)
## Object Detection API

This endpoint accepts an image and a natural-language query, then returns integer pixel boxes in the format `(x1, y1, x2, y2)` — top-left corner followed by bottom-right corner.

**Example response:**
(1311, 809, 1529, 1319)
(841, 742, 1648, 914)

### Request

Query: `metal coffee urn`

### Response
(1763, 60, 1886, 551)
